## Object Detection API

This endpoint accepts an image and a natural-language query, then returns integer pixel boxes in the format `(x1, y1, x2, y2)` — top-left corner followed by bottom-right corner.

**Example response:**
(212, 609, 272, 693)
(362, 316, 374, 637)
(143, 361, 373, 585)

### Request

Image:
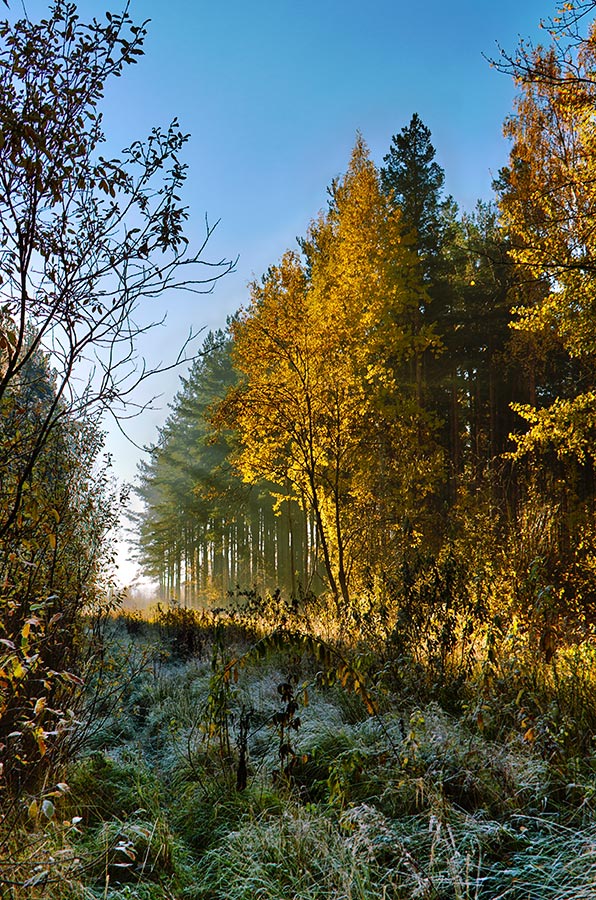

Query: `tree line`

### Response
(137, 48, 596, 620)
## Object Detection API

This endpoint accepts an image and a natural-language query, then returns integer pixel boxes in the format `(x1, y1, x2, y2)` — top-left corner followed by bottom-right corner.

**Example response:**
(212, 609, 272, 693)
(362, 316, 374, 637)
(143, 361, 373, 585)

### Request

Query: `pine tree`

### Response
(381, 115, 460, 471)
(381, 113, 454, 275)
(136, 329, 305, 601)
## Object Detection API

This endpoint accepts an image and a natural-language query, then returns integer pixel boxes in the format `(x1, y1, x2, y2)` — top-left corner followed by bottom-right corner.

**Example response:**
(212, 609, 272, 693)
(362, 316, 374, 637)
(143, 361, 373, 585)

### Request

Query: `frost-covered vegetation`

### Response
(6, 602, 596, 899)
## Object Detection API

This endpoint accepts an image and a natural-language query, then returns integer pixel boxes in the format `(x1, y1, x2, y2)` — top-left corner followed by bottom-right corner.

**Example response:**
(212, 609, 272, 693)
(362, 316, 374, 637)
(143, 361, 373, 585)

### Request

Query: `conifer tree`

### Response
(381, 113, 455, 275)
(136, 329, 306, 600)
(381, 115, 461, 469)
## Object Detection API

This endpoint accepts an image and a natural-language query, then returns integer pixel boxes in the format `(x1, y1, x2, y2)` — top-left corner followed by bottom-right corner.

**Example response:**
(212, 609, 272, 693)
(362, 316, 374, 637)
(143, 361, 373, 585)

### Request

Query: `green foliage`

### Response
(381, 112, 453, 269)
(9, 606, 596, 899)
(0, 396, 120, 790)
(68, 751, 161, 825)
(86, 817, 176, 886)
(172, 781, 284, 855)
(194, 804, 391, 900)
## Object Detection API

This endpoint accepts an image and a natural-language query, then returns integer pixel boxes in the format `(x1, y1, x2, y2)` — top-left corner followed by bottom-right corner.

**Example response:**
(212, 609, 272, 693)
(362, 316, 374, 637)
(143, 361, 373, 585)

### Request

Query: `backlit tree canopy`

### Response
(498, 15, 596, 460)
(211, 138, 443, 606)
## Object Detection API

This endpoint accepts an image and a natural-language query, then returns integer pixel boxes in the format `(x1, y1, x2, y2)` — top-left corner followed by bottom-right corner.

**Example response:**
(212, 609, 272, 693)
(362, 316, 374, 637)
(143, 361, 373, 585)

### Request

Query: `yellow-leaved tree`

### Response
(498, 18, 596, 460)
(216, 137, 442, 609)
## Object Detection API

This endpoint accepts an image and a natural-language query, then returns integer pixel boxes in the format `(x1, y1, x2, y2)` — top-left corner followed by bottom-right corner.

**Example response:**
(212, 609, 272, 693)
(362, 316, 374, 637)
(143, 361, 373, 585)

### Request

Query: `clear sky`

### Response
(17, 0, 550, 582)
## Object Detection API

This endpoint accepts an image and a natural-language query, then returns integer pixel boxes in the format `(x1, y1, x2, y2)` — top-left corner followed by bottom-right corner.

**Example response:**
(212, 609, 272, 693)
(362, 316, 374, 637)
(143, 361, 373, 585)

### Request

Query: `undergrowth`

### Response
(4, 598, 596, 899)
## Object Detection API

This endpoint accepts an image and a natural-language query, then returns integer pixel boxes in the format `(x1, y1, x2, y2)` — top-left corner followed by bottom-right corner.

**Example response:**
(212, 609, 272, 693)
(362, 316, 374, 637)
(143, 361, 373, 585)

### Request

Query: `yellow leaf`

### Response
(12, 662, 25, 680)
(60, 671, 84, 685)
(48, 533, 56, 550)
(33, 726, 47, 757)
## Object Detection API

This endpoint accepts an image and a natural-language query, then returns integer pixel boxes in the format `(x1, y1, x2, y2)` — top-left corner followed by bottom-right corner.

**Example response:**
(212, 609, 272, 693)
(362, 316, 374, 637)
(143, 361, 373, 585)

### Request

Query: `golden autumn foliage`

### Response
(216, 137, 443, 606)
(499, 25, 596, 459)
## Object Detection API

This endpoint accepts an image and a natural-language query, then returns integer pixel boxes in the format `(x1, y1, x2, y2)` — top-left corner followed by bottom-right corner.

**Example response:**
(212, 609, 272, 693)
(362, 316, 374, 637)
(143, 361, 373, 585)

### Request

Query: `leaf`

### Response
(362, 694, 378, 716)
(60, 671, 84, 685)
(115, 841, 136, 860)
(48, 533, 56, 550)
(41, 799, 55, 819)
(12, 662, 26, 680)
(33, 727, 47, 757)
(28, 799, 38, 820)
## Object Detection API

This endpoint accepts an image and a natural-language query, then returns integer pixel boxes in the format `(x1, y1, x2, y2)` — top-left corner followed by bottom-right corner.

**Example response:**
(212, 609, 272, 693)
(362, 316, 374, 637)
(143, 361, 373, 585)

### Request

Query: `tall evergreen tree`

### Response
(381, 115, 459, 474)
(381, 117, 519, 493)
(381, 113, 454, 274)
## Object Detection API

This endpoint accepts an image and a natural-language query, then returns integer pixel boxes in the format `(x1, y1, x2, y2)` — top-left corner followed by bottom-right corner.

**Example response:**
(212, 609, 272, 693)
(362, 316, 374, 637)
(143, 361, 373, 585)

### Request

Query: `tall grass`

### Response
(6, 598, 596, 900)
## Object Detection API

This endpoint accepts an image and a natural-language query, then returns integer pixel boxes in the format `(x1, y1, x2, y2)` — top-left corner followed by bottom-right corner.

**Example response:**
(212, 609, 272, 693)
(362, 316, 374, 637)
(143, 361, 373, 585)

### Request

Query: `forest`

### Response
(4, 1, 596, 898)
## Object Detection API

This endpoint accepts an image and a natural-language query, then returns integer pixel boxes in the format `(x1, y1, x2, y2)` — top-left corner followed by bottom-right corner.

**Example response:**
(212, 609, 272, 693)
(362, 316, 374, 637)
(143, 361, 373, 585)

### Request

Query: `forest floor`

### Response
(5, 607, 596, 899)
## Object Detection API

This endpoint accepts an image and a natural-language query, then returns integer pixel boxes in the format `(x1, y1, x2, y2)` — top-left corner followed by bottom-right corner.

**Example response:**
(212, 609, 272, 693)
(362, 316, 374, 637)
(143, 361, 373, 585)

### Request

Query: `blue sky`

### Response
(17, 0, 550, 579)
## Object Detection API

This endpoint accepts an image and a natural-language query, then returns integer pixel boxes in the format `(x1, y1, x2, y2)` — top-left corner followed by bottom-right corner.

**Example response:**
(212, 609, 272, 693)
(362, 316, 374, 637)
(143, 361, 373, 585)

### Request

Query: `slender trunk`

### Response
(333, 452, 350, 608)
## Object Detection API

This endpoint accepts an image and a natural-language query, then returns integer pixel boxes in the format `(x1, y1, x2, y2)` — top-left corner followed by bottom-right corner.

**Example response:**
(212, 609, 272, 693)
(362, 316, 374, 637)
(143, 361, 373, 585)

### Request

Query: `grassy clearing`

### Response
(3, 607, 596, 899)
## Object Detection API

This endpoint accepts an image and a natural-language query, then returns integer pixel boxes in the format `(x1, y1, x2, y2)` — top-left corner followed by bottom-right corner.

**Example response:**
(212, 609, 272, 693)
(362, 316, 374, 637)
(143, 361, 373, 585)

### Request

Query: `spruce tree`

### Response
(381, 113, 454, 274)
